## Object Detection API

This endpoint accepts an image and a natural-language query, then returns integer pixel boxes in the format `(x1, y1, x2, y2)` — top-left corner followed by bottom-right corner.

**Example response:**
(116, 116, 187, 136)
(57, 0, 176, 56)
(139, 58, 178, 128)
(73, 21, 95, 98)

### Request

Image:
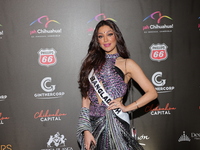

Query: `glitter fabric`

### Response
(77, 53, 144, 150)
(88, 53, 128, 117)
(77, 107, 92, 149)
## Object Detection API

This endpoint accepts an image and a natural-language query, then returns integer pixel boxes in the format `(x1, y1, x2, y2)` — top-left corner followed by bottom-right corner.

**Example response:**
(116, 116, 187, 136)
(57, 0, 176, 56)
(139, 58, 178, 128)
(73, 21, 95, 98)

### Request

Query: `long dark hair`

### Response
(78, 20, 130, 98)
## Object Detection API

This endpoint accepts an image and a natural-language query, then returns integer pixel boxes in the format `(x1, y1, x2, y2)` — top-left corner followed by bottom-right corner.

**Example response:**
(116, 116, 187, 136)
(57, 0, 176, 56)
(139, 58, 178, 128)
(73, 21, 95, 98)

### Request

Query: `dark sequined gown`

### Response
(87, 53, 144, 150)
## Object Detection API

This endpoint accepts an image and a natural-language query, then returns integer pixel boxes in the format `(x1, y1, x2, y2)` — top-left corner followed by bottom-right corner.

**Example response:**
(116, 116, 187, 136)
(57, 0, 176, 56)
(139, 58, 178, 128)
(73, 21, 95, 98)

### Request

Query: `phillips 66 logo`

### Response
(149, 43, 168, 62)
(38, 48, 57, 67)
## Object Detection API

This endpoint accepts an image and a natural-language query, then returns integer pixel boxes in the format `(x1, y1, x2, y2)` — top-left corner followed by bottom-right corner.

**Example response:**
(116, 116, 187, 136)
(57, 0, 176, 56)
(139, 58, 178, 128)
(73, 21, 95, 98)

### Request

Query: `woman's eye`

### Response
(108, 33, 114, 36)
(98, 35, 103, 39)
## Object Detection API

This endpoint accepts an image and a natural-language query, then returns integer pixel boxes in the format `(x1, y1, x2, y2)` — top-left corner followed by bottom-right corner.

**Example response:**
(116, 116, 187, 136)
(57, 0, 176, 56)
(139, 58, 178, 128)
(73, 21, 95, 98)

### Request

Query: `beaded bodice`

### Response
(88, 53, 128, 117)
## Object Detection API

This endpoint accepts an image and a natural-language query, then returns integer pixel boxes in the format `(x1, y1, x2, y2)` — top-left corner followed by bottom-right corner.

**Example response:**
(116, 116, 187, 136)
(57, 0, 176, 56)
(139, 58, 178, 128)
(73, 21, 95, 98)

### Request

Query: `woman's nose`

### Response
(104, 36, 108, 42)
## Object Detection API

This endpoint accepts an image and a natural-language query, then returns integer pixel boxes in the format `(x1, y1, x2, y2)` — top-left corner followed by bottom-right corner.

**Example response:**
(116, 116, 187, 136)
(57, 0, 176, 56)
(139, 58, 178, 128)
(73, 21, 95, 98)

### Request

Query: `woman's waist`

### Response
(89, 103, 107, 117)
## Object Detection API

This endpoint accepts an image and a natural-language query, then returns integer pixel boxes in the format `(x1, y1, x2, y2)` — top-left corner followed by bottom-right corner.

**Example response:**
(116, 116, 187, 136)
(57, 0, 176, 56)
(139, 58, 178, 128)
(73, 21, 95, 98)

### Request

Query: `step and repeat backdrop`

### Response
(0, 0, 200, 150)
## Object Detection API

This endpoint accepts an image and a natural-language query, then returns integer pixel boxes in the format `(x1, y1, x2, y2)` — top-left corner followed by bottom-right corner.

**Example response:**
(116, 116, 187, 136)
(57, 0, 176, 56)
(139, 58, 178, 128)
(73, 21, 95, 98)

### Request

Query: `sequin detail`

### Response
(89, 53, 128, 117)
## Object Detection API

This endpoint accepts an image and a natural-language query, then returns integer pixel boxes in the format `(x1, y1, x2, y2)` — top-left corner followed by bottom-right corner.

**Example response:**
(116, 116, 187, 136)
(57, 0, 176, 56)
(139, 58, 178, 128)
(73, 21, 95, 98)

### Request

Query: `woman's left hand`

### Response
(107, 98, 127, 112)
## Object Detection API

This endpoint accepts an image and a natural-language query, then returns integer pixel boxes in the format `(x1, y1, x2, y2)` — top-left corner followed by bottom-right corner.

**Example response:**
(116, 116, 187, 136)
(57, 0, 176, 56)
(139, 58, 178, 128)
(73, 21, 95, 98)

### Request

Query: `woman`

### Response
(77, 20, 157, 150)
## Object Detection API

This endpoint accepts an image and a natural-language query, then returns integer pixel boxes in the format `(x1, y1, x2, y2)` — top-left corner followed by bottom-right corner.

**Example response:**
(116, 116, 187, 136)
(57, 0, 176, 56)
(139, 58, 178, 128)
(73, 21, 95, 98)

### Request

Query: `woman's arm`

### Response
(81, 97, 96, 150)
(108, 58, 158, 112)
(124, 59, 158, 111)
(82, 96, 91, 108)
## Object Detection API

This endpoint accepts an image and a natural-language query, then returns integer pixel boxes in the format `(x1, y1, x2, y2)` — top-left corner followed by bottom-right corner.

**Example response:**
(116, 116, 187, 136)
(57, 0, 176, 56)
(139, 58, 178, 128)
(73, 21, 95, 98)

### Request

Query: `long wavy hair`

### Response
(78, 20, 130, 98)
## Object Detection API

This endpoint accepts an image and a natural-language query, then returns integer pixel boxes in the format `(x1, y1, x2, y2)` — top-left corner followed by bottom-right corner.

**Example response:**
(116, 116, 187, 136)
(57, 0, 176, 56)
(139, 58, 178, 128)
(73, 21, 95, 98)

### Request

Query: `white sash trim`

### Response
(88, 69, 130, 124)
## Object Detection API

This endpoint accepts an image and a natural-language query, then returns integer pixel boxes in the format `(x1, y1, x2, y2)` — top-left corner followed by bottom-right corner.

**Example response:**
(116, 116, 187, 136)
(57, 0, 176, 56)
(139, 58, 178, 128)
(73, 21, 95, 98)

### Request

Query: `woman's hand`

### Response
(107, 98, 127, 112)
(84, 130, 96, 150)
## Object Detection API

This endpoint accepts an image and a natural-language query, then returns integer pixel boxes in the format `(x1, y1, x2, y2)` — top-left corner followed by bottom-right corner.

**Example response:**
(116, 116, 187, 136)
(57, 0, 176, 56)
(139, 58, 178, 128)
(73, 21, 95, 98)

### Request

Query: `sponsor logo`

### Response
(30, 15, 62, 38)
(0, 113, 10, 125)
(152, 71, 175, 93)
(138, 134, 150, 146)
(41, 132, 73, 150)
(87, 13, 116, 35)
(38, 48, 57, 67)
(191, 132, 200, 140)
(131, 128, 150, 146)
(178, 131, 200, 142)
(0, 95, 7, 101)
(178, 131, 191, 142)
(143, 11, 173, 33)
(145, 103, 176, 115)
(149, 43, 168, 62)
(34, 77, 65, 99)
(34, 109, 67, 122)
(0, 144, 12, 150)
(0, 23, 3, 39)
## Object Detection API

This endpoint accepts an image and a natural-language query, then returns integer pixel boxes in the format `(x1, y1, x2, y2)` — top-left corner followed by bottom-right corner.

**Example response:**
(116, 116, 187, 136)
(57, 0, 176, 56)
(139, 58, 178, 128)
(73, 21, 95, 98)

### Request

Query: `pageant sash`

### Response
(88, 69, 130, 124)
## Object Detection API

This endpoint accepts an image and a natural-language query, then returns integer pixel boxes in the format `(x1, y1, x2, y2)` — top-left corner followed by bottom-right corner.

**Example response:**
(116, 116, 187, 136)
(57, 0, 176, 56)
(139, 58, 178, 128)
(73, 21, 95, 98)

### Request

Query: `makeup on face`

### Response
(97, 25, 117, 54)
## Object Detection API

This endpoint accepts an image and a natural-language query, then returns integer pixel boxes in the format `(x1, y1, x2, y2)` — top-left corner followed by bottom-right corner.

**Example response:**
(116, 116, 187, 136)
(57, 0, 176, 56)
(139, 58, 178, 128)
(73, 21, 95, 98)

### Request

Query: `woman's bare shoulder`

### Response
(125, 58, 144, 74)
(125, 58, 139, 67)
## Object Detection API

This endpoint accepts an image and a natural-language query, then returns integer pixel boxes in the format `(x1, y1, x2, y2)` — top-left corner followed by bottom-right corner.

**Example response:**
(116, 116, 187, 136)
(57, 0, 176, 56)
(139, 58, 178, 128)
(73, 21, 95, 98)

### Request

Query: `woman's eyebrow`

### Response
(98, 30, 113, 34)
